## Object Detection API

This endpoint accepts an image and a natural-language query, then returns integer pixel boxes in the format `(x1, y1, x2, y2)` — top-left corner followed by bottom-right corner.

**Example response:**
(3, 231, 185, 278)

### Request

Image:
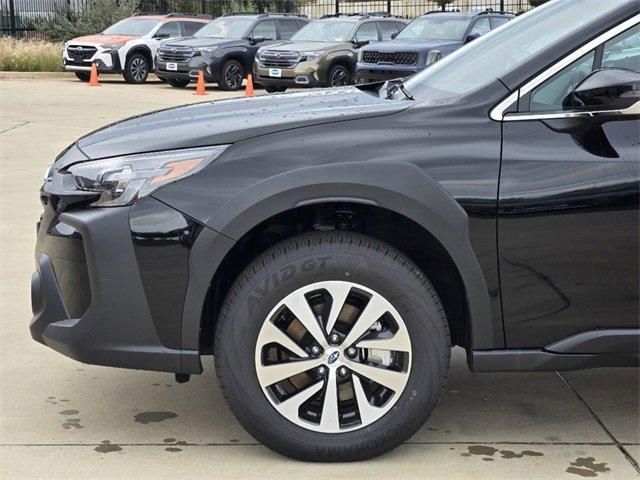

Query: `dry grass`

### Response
(0, 37, 63, 71)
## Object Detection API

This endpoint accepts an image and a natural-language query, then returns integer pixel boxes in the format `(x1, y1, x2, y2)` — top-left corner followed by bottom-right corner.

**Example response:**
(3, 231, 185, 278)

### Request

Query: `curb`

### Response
(0, 71, 69, 79)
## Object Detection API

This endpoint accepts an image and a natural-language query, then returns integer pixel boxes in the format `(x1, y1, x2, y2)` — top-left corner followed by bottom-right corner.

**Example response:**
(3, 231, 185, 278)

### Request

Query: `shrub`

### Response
(0, 37, 63, 71)
(529, 0, 551, 6)
(31, 0, 139, 43)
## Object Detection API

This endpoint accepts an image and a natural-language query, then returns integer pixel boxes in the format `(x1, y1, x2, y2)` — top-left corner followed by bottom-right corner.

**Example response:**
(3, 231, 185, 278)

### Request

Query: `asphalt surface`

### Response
(0, 75, 638, 479)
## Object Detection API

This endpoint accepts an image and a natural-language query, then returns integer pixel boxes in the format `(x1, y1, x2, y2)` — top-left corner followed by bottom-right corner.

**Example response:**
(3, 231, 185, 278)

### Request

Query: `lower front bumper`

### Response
(355, 64, 422, 83)
(62, 51, 121, 73)
(30, 200, 203, 374)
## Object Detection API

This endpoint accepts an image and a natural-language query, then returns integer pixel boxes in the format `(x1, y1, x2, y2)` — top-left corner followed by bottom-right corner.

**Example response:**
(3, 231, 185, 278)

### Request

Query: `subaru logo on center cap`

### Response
(327, 351, 340, 365)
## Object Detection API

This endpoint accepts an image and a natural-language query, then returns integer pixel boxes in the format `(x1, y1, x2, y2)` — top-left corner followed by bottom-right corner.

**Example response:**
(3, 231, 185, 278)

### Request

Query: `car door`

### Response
(377, 20, 399, 41)
(498, 24, 640, 348)
(354, 21, 380, 44)
(247, 20, 279, 60)
(466, 17, 491, 41)
(148, 21, 183, 64)
(278, 18, 301, 41)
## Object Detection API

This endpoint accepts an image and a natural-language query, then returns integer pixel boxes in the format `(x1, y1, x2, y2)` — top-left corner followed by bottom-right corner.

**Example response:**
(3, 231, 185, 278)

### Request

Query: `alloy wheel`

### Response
(225, 63, 243, 89)
(255, 280, 412, 433)
(330, 67, 348, 87)
(130, 57, 147, 82)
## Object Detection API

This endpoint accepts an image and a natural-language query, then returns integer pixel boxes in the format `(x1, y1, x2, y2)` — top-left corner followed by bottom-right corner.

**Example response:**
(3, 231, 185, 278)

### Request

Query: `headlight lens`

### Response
(102, 43, 125, 51)
(300, 50, 324, 61)
(195, 46, 218, 55)
(426, 50, 442, 66)
(67, 145, 229, 207)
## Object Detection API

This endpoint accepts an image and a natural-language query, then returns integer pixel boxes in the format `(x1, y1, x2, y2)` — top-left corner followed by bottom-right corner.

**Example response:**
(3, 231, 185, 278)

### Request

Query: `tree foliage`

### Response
(529, 0, 551, 6)
(31, 0, 139, 43)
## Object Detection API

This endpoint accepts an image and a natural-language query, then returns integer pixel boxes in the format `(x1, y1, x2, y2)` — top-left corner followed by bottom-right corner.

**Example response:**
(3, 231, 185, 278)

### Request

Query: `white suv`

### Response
(62, 13, 212, 84)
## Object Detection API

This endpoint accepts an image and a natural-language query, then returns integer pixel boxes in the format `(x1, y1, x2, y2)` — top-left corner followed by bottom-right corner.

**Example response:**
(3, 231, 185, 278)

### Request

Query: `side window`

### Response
(529, 25, 640, 112)
(278, 19, 300, 40)
(378, 21, 398, 41)
(396, 21, 407, 33)
(602, 24, 640, 73)
(530, 51, 595, 112)
(156, 21, 182, 38)
(490, 17, 511, 29)
(468, 18, 491, 37)
(252, 20, 277, 40)
(354, 22, 378, 43)
(182, 21, 205, 37)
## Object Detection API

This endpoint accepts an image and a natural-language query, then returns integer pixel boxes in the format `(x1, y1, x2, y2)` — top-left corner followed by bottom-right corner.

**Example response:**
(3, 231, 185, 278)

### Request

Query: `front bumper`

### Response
(155, 56, 217, 83)
(62, 48, 121, 73)
(355, 62, 424, 83)
(254, 60, 325, 88)
(31, 195, 204, 374)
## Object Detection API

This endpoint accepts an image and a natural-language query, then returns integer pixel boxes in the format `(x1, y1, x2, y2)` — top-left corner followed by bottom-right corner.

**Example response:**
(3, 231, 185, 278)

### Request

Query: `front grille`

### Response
(66, 45, 97, 63)
(158, 45, 195, 62)
(362, 51, 419, 66)
(259, 50, 300, 69)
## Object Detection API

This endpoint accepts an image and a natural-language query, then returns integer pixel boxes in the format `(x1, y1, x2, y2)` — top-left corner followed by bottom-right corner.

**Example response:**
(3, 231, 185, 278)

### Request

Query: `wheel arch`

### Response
(126, 45, 154, 70)
(180, 161, 496, 371)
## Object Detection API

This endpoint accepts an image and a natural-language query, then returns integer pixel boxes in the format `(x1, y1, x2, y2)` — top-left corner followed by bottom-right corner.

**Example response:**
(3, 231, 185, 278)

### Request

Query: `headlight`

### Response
(426, 50, 442, 66)
(67, 145, 229, 207)
(102, 43, 125, 52)
(300, 50, 324, 62)
(195, 46, 218, 55)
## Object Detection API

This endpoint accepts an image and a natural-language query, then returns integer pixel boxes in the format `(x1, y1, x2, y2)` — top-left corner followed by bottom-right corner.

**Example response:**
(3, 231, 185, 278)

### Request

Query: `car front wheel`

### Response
(123, 53, 149, 84)
(214, 231, 450, 461)
(219, 59, 244, 91)
(327, 64, 350, 87)
(74, 71, 90, 82)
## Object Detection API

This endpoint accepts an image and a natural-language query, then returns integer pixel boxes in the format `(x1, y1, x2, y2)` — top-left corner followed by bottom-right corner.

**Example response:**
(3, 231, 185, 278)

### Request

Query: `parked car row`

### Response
(62, 9, 514, 90)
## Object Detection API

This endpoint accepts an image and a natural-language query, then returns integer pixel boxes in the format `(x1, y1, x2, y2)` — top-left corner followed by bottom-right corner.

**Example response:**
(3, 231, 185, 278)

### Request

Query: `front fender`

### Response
(176, 160, 494, 369)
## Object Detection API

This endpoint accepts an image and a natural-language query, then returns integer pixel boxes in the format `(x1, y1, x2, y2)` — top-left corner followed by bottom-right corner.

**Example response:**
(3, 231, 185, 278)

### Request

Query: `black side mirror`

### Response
(249, 36, 266, 45)
(352, 39, 370, 48)
(391, 32, 398, 39)
(154, 32, 170, 39)
(464, 33, 480, 44)
(570, 68, 640, 111)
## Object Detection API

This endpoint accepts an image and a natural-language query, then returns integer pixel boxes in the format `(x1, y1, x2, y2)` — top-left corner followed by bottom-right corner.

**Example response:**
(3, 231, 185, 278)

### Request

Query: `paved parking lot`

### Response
(0, 75, 639, 479)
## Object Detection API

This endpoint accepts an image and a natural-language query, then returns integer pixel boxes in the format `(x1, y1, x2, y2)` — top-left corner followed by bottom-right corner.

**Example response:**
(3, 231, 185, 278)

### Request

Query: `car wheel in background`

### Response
(123, 53, 150, 84)
(74, 71, 90, 82)
(219, 59, 244, 91)
(265, 86, 287, 93)
(327, 64, 350, 87)
(214, 231, 451, 461)
(168, 79, 190, 88)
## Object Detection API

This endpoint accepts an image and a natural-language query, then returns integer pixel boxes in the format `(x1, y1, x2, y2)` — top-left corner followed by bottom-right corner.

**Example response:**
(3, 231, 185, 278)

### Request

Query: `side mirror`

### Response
(352, 39, 370, 48)
(391, 32, 398, 39)
(249, 36, 266, 45)
(154, 32, 170, 39)
(570, 68, 640, 111)
(464, 33, 480, 44)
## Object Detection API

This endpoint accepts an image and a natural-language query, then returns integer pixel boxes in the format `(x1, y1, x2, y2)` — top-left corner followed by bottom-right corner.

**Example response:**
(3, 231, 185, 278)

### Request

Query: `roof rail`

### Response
(320, 11, 394, 19)
(475, 9, 515, 16)
(422, 9, 463, 15)
(165, 13, 213, 19)
(222, 12, 308, 18)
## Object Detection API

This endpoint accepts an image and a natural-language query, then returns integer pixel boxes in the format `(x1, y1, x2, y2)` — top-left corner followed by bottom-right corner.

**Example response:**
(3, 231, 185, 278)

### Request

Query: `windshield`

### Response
(194, 17, 255, 39)
(102, 18, 159, 36)
(401, 0, 628, 102)
(397, 16, 471, 41)
(292, 20, 355, 42)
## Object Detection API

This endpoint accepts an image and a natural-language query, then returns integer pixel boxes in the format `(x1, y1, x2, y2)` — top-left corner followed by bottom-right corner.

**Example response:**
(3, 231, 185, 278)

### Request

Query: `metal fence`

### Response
(1, 0, 534, 39)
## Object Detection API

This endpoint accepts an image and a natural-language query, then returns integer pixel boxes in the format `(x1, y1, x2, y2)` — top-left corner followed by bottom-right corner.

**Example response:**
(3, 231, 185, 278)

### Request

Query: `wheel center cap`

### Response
(325, 348, 341, 367)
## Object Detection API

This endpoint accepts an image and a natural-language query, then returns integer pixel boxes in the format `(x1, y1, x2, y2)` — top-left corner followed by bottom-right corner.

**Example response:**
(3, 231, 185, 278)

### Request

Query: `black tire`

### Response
(168, 79, 190, 88)
(218, 59, 244, 91)
(327, 63, 351, 87)
(74, 71, 90, 82)
(265, 85, 287, 93)
(123, 53, 149, 84)
(214, 231, 451, 462)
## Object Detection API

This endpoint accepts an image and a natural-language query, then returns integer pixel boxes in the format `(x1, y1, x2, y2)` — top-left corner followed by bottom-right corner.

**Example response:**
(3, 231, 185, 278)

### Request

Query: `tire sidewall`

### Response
(124, 53, 149, 84)
(328, 64, 350, 87)
(216, 233, 449, 461)
(219, 59, 244, 91)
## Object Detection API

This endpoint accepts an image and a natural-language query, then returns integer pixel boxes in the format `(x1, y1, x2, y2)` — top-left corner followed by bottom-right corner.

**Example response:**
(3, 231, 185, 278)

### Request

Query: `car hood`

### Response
(73, 87, 409, 160)
(266, 41, 346, 52)
(69, 34, 139, 45)
(364, 39, 461, 52)
(162, 37, 238, 48)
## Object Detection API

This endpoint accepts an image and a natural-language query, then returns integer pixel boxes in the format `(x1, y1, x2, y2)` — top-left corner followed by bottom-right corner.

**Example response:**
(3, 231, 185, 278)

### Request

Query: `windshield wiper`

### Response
(384, 78, 414, 101)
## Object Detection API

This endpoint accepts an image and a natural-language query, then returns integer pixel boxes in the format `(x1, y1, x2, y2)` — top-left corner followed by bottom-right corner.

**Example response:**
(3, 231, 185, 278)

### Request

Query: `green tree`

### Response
(529, 0, 551, 6)
(436, 0, 454, 10)
(31, 0, 139, 43)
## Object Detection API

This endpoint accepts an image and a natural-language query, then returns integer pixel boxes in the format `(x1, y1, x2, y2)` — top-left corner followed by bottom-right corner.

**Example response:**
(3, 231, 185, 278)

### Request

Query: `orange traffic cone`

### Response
(194, 71, 207, 96)
(245, 73, 254, 97)
(88, 62, 100, 87)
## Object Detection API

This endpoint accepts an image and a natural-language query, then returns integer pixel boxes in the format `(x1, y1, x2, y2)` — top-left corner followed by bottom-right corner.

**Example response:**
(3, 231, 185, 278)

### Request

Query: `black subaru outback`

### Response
(32, 0, 639, 462)
(156, 13, 309, 90)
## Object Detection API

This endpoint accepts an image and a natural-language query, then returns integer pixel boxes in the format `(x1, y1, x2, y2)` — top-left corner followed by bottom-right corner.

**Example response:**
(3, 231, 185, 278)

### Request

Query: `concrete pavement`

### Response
(0, 76, 638, 479)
